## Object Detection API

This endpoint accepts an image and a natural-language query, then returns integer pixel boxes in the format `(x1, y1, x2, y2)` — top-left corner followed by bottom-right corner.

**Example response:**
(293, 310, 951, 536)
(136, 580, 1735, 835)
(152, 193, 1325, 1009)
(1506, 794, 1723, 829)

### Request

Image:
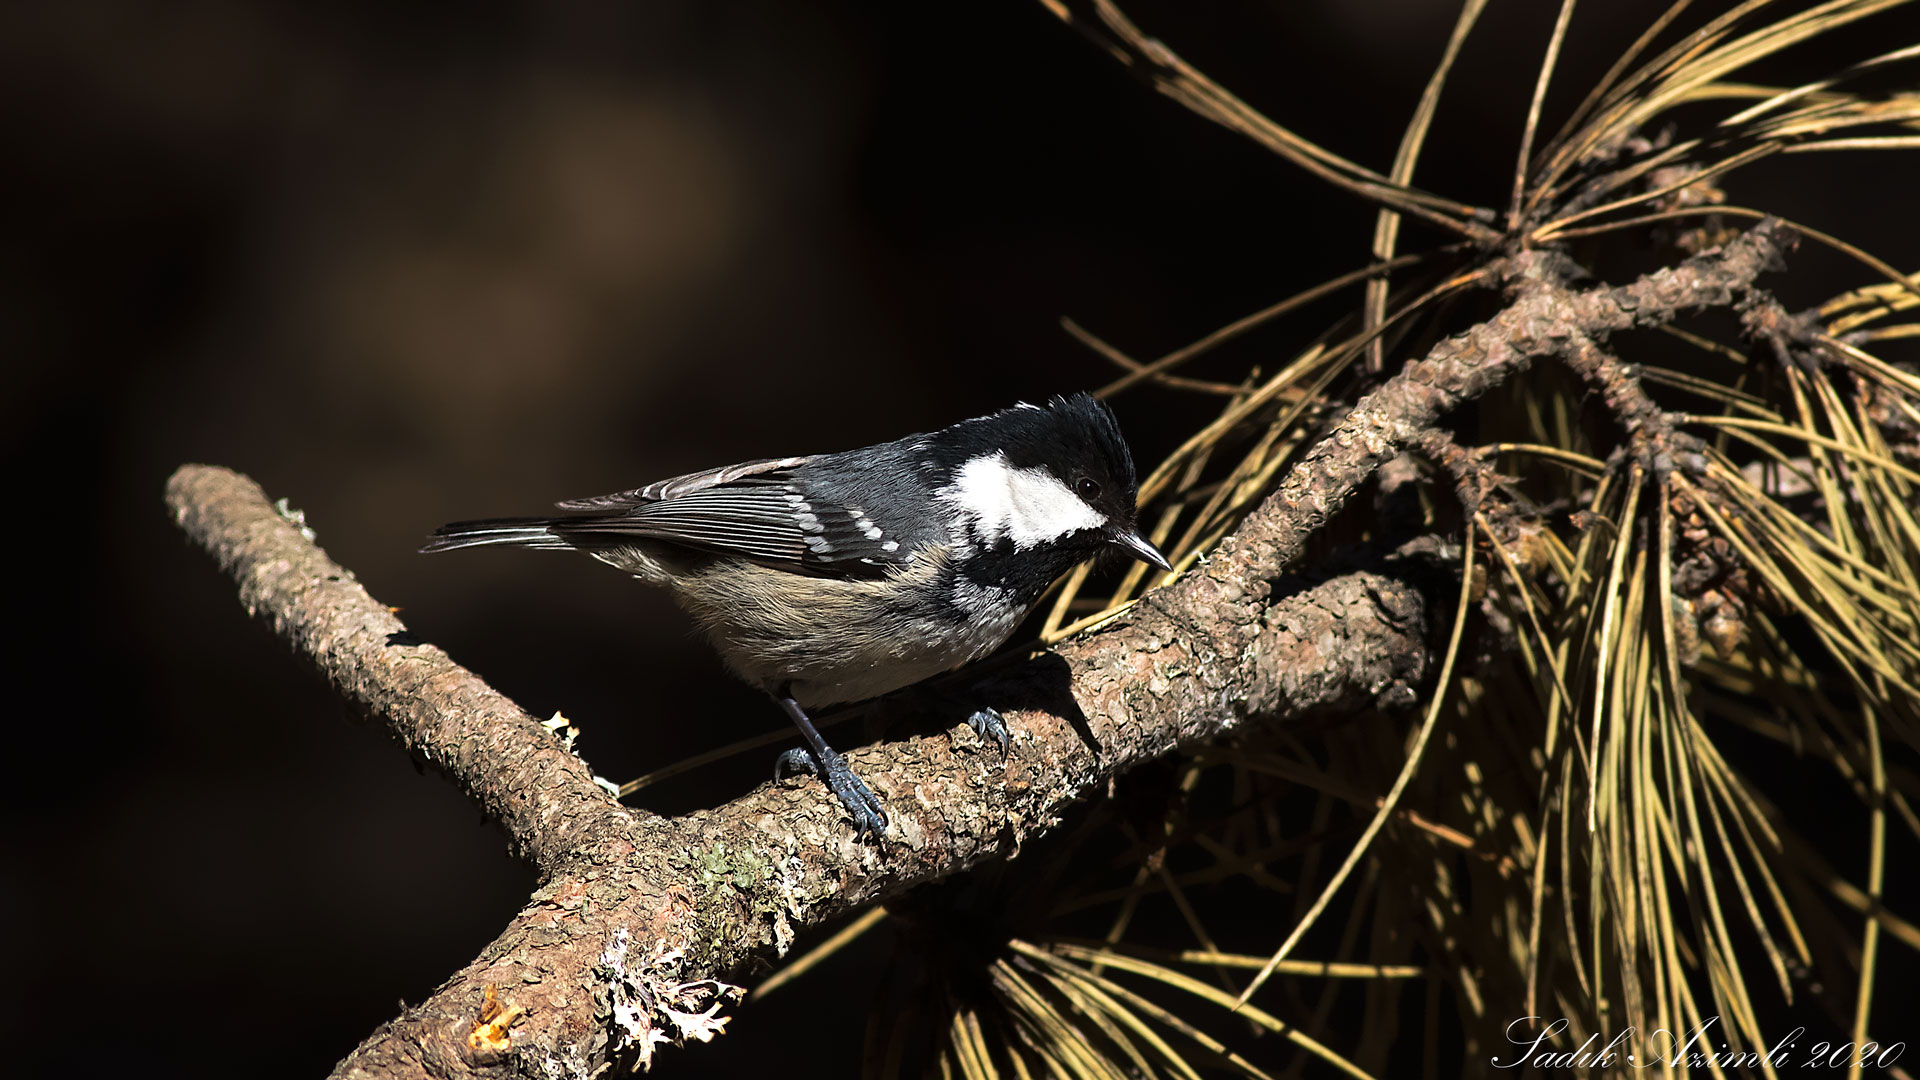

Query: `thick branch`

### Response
(166, 466, 648, 879)
(166, 213, 1790, 1080)
(168, 466, 1432, 1078)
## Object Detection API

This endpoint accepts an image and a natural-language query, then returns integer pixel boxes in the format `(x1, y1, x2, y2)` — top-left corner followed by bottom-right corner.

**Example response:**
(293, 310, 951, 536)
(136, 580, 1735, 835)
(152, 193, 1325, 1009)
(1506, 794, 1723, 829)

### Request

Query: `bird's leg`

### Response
(772, 688, 887, 838)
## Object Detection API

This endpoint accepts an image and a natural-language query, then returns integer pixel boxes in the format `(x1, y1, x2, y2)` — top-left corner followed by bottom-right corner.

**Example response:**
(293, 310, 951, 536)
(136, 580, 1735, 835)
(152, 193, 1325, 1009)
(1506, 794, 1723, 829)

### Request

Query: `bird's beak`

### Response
(1111, 529, 1173, 573)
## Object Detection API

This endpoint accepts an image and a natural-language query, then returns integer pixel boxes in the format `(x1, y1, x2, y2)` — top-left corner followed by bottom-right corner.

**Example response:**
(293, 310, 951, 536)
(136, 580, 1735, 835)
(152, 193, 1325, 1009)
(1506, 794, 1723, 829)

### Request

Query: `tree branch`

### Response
(167, 466, 1433, 1078)
(166, 466, 648, 879)
(1210, 219, 1790, 592)
(164, 217, 1792, 1080)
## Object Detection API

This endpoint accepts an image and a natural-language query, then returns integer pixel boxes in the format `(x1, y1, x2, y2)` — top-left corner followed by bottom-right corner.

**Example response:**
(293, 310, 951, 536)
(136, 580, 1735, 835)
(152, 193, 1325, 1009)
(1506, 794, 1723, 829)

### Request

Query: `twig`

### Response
(1202, 219, 1791, 598)
(1039, 0, 1501, 243)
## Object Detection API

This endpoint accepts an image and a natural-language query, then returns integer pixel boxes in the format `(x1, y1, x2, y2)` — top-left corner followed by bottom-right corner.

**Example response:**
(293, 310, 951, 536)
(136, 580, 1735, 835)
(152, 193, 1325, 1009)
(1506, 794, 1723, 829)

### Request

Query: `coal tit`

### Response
(423, 393, 1170, 838)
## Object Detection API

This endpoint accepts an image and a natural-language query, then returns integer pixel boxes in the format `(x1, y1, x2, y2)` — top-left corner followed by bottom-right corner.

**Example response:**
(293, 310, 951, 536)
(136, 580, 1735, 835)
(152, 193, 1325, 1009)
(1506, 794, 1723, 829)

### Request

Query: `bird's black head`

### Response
(931, 393, 1171, 574)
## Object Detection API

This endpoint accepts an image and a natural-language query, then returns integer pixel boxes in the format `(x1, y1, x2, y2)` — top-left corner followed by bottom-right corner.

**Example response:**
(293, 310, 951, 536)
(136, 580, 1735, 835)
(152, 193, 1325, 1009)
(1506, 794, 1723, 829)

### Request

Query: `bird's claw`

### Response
(966, 706, 1011, 754)
(774, 744, 888, 839)
(773, 747, 815, 781)
(910, 684, 1013, 753)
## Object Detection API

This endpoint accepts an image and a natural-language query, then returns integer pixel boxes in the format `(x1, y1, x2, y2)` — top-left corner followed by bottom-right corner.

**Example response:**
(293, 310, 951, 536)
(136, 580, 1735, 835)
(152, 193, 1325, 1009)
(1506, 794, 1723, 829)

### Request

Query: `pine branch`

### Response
(162, 213, 1794, 1080)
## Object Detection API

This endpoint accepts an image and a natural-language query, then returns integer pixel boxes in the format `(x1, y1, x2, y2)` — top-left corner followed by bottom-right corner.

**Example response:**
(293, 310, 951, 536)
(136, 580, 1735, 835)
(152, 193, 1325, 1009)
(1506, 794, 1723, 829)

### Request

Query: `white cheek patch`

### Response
(941, 452, 1107, 549)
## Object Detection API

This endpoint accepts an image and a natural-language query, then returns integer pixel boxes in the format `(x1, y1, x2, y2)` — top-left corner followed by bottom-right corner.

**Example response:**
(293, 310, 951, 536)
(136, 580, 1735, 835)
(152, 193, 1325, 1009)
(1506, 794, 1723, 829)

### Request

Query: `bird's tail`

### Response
(420, 517, 578, 554)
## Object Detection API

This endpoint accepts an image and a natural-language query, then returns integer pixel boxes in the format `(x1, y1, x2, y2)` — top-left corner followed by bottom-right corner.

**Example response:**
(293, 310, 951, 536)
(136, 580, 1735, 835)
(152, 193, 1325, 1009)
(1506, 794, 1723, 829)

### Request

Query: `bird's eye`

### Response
(1074, 476, 1101, 500)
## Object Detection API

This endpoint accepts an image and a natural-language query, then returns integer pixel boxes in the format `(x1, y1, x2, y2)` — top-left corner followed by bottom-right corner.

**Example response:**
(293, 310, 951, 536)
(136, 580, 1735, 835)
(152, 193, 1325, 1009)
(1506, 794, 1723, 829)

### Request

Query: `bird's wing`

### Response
(554, 456, 817, 509)
(548, 457, 913, 575)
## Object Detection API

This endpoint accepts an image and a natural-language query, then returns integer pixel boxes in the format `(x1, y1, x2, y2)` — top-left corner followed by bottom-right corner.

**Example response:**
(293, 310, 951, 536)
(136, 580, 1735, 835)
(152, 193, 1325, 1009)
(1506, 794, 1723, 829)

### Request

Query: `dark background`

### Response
(5, 2, 1916, 1076)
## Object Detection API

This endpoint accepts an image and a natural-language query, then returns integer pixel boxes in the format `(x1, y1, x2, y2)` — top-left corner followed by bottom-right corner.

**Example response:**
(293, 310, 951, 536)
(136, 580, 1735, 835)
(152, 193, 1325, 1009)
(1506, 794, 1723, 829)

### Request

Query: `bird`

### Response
(422, 392, 1170, 838)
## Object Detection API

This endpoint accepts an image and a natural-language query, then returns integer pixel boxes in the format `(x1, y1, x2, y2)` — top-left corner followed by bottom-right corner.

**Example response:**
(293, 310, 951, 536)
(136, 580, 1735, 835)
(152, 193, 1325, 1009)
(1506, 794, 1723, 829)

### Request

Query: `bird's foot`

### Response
(774, 745, 888, 839)
(965, 707, 1011, 754)
(907, 683, 1013, 755)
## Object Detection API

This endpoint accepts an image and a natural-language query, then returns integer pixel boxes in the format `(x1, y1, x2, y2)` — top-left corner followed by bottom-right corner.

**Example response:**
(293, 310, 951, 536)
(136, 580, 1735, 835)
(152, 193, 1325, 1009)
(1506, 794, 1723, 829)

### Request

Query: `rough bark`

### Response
(164, 221, 1790, 1079)
(1211, 220, 1790, 592)
(167, 467, 643, 880)
(167, 466, 1432, 1078)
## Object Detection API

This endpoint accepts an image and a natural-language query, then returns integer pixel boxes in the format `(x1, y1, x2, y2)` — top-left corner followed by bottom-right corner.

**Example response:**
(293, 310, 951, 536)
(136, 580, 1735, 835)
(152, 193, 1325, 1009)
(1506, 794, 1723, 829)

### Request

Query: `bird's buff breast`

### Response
(670, 552, 1026, 708)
